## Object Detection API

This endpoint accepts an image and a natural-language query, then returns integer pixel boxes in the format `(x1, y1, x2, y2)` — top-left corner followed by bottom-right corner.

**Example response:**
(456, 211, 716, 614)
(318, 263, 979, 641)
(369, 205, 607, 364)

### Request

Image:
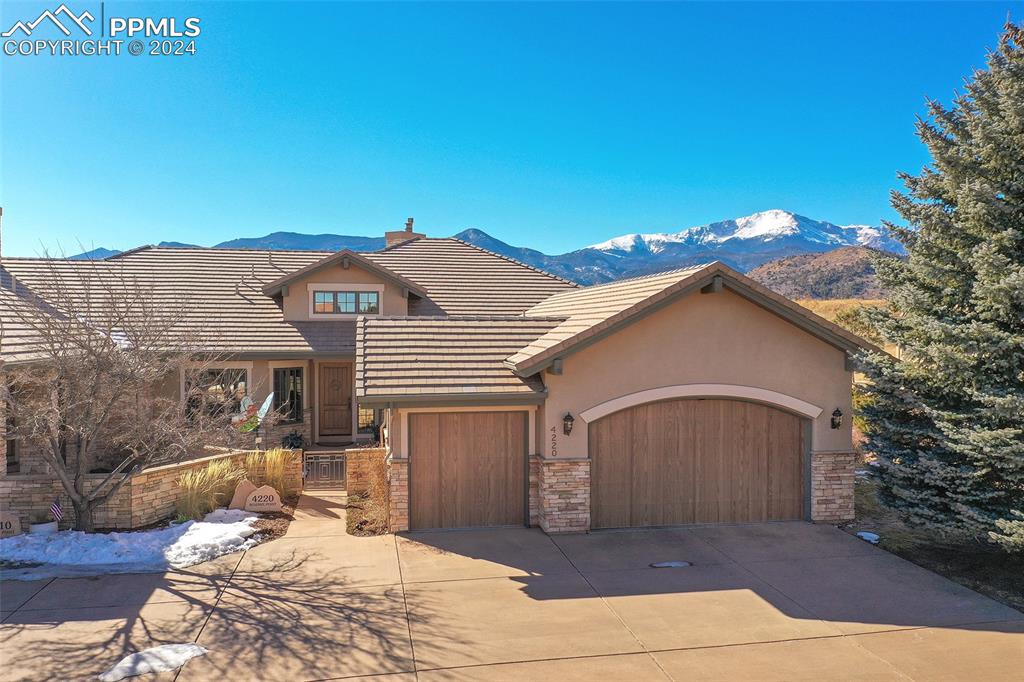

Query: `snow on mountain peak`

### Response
(586, 210, 905, 261)
(730, 209, 801, 240)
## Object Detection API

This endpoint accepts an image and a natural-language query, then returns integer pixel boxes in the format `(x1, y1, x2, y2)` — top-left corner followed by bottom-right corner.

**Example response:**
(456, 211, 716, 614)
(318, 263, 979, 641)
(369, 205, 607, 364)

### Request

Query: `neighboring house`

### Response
(1, 222, 873, 532)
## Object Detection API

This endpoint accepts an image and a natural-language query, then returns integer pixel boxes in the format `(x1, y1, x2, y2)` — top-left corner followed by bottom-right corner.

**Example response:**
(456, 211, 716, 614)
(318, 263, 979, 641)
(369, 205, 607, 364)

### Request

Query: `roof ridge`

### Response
(363, 314, 568, 322)
(105, 244, 155, 259)
(447, 237, 580, 287)
(568, 262, 720, 292)
(369, 235, 449, 254)
(127, 245, 336, 255)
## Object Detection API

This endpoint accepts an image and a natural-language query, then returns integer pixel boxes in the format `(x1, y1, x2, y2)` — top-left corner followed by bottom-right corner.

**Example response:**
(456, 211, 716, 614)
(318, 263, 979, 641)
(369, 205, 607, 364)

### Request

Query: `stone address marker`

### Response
(245, 485, 282, 513)
(0, 510, 22, 538)
(229, 479, 258, 510)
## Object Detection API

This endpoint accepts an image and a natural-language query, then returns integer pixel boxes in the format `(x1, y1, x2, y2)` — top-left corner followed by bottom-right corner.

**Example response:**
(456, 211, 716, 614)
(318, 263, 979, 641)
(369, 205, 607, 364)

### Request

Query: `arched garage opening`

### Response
(588, 397, 811, 529)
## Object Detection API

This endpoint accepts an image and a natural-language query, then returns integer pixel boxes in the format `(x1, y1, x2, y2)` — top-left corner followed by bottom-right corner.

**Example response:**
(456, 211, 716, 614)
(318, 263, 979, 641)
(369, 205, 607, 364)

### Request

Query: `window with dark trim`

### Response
(273, 367, 304, 423)
(358, 406, 380, 435)
(313, 290, 379, 315)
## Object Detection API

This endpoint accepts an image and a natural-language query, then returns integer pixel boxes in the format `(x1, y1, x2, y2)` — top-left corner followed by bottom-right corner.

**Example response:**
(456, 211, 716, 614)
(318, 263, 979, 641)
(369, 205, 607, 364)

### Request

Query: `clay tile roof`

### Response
(356, 315, 564, 404)
(0, 239, 575, 358)
(0, 268, 51, 364)
(363, 238, 577, 316)
(506, 262, 877, 374)
(0, 249, 348, 357)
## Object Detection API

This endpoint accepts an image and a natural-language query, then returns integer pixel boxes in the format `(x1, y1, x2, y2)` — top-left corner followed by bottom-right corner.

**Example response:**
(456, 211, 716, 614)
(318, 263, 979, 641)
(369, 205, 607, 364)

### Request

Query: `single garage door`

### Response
(591, 398, 806, 528)
(409, 411, 527, 529)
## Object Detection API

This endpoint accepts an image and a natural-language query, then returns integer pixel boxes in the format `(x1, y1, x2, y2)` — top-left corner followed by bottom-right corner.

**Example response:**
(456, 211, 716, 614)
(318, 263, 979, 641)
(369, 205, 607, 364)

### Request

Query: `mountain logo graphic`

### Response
(2, 4, 94, 38)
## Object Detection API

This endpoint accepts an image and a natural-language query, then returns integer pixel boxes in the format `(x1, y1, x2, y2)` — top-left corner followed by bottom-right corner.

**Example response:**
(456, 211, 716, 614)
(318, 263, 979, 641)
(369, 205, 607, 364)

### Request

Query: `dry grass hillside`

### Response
(749, 246, 892, 299)
(796, 298, 886, 324)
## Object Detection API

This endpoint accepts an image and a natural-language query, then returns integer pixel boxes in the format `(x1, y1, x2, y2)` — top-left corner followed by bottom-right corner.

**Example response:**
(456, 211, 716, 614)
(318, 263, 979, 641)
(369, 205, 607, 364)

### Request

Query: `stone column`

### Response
(388, 457, 409, 532)
(528, 454, 541, 527)
(811, 451, 857, 522)
(538, 458, 590, 533)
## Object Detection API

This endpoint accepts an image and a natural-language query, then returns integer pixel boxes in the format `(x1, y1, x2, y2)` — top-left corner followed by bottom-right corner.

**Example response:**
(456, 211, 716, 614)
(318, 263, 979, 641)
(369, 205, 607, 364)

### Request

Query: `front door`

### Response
(318, 363, 352, 438)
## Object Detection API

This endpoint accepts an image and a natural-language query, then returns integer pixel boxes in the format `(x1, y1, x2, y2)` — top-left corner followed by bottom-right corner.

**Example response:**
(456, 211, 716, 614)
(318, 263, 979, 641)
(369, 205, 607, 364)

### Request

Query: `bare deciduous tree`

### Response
(0, 256, 250, 531)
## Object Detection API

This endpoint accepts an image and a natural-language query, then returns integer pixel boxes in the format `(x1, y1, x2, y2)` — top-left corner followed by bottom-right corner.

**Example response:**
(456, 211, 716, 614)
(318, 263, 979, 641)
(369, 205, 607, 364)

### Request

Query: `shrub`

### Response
(281, 430, 305, 449)
(176, 458, 245, 519)
(244, 448, 295, 498)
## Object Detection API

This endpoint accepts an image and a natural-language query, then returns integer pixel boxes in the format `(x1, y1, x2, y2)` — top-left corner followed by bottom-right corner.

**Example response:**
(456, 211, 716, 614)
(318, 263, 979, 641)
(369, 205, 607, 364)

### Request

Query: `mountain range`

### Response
(69, 209, 903, 291)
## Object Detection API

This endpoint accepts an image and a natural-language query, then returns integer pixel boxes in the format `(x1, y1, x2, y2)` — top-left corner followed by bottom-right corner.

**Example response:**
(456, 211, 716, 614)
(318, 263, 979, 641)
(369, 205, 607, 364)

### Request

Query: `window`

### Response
(312, 290, 380, 315)
(358, 406, 381, 435)
(273, 367, 304, 423)
(187, 368, 249, 418)
(358, 291, 379, 314)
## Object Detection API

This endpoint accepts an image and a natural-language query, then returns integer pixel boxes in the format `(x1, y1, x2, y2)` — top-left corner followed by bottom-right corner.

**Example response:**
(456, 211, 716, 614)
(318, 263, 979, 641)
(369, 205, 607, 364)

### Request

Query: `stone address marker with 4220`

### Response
(245, 485, 282, 513)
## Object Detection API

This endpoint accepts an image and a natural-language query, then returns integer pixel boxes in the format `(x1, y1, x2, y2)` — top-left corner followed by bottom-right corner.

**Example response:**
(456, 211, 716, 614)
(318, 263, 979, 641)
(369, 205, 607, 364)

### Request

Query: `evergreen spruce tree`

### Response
(857, 21, 1024, 549)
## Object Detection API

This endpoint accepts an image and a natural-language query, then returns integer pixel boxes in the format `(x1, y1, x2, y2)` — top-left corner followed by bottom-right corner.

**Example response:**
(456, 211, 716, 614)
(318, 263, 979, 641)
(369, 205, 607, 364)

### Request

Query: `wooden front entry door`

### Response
(590, 398, 806, 529)
(318, 364, 352, 437)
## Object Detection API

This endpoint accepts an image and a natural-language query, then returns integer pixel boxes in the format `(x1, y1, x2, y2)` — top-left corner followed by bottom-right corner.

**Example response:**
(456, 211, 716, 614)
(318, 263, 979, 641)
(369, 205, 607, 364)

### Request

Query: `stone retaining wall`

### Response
(537, 458, 590, 533)
(811, 451, 857, 522)
(0, 449, 303, 533)
(346, 447, 387, 495)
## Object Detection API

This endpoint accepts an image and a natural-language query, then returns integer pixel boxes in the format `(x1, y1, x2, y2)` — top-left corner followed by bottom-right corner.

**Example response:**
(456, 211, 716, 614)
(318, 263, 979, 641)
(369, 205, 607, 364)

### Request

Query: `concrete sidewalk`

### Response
(2, 489, 1022, 681)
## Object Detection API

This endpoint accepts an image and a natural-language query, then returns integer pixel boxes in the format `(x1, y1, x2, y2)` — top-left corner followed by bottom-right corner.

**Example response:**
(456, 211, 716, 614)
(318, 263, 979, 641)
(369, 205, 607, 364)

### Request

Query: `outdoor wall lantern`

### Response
(563, 412, 575, 436)
(831, 408, 843, 429)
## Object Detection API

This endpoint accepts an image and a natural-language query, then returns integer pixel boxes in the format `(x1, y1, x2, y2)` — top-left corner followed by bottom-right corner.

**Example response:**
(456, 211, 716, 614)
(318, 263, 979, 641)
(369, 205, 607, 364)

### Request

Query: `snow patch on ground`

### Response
(99, 643, 208, 681)
(0, 510, 259, 581)
(857, 531, 881, 544)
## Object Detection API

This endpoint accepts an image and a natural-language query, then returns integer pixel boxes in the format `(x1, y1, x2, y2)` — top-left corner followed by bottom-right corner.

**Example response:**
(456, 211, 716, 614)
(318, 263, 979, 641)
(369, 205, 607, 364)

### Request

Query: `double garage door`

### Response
(407, 400, 807, 530)
(591, 398, 807, 528)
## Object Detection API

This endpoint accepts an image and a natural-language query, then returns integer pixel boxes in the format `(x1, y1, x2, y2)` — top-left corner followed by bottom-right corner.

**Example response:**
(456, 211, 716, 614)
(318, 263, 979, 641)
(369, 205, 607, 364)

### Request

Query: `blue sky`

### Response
(1, 1, 1019, 257)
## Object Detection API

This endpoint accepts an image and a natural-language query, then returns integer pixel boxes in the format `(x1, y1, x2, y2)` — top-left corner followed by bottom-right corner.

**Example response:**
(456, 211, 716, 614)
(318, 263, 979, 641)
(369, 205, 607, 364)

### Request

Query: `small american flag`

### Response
(50, 497, 64, 523)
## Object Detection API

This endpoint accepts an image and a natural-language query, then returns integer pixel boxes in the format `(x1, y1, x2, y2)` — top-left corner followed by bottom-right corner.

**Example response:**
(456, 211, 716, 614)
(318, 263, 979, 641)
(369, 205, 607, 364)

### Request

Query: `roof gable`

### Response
(356, 315, 563, 405)
(261, 249, 426, 298)
(506, 262, 878, 375)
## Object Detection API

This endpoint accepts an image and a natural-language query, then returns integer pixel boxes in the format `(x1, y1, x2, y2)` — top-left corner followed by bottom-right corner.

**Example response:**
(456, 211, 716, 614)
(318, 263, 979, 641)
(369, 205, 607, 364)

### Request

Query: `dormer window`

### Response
(311, 289, 380, 316)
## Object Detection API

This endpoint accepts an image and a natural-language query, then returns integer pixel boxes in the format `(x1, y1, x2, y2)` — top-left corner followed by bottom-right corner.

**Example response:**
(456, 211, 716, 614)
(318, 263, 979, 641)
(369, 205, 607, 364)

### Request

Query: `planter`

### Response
(29, 521, 59, 534)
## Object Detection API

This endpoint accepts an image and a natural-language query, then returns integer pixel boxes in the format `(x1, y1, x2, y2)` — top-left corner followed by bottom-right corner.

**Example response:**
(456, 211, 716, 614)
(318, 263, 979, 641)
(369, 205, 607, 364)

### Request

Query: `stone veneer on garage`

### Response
(388, 458, 409, 532)
(537, 458, 591, 533)
(810, 451, 857, 522)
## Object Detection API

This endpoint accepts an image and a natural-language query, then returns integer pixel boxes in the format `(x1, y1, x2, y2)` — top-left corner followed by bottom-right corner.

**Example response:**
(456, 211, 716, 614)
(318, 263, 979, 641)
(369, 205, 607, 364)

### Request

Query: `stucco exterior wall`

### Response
(280, 262, 408, 321)
(541, 288, 854, 460)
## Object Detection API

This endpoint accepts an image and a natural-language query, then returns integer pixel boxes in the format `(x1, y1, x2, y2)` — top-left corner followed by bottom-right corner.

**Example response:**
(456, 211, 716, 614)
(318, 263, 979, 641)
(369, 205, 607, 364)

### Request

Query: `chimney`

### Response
(385, 216, 425, 248)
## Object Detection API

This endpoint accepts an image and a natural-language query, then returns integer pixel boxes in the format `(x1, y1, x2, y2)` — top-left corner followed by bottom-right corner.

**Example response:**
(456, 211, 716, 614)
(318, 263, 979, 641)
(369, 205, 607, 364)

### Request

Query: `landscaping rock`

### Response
(0, 510, 22, 537)
(229, 479, 258, 510)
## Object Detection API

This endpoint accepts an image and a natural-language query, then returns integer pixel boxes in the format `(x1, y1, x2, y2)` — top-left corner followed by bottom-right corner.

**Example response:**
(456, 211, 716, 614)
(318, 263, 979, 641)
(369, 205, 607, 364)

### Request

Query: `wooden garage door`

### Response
(410, 412, 527, 529)
(591, 399, 806, 528)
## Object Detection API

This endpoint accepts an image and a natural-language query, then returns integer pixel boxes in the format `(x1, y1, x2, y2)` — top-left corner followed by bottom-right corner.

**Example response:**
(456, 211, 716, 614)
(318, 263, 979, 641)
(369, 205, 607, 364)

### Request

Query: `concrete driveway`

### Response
(2, 490, 1022, 681)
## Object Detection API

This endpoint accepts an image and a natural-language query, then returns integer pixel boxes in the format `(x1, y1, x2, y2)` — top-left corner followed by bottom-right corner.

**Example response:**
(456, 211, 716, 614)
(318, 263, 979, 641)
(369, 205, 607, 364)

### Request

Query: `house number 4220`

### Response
(550, 426, 558, 457)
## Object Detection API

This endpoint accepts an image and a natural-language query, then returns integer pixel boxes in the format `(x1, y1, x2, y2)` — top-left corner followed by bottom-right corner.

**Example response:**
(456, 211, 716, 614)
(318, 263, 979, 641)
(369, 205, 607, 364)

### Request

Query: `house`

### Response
(1, 221, 873, 532)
